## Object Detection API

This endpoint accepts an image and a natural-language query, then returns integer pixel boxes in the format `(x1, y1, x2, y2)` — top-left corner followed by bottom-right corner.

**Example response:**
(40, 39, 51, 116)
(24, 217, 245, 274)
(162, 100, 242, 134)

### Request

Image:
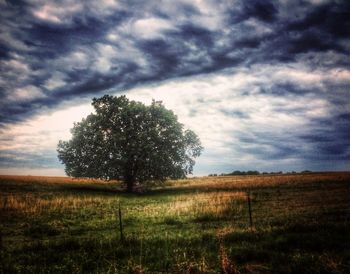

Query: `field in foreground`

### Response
(1, 173, 350, 273)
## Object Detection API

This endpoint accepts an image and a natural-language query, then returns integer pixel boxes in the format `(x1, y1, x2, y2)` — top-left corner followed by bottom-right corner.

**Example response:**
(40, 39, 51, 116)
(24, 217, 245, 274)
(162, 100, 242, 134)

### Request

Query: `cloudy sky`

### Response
(0, 0, 349, 176)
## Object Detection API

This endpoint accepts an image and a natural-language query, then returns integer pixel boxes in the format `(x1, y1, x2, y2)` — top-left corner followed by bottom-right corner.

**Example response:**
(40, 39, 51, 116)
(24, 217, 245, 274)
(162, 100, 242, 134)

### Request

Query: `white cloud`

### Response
(131, 17, 176, 39)
(173, 0, 229, 31)
(126, 63, 333, 173)
(0, 58, 31, 84)
(105, 31, 150, 72)
(242, 18, 274, 35)
(7, 85, 46, 102)
(29, 0, 121, 24)
(44, 72, 66, 90)
(0, 103, 93, 153)
(31, 0, 83, 23)
(56, 49, 91, 71)
(0, 61, 341, 175)
(94, 43, 118, 73)
(2, 58, 29, 73)
(88, 0, 121, 16)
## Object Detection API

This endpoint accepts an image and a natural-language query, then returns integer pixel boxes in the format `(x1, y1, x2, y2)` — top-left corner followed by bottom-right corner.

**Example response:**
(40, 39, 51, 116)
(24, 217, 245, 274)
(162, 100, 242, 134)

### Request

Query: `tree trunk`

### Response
(126, 179, 133, 192)
(125, 157, 138, 193)
(125, 173, 135, 193)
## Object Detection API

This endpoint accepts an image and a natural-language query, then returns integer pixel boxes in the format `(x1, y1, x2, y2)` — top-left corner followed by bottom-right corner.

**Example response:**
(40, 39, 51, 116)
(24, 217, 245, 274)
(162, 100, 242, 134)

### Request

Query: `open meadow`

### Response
(1, 173, 350, 273)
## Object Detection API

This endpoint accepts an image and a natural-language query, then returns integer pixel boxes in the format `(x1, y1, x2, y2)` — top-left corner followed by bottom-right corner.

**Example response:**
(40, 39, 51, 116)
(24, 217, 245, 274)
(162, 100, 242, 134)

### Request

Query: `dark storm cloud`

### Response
(302, 114, 350, 160)
(243, 0, 278, 23)
(0, 0, 350, 172)
(286, 2, 350, 38)
(28, 17, 108, 56)
(238, 120, 350, 162)
(1, 0, 348, 125)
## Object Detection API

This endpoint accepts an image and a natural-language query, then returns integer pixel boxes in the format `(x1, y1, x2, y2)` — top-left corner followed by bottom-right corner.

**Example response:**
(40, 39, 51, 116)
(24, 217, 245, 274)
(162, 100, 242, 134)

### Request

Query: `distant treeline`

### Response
(208, 170, 312, 176)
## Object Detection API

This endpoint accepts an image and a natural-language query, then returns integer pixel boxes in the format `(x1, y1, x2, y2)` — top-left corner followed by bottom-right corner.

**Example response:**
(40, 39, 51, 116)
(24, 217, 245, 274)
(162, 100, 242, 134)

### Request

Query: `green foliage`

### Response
(218, 170, 261, 176)
(57, 95, 203, 191)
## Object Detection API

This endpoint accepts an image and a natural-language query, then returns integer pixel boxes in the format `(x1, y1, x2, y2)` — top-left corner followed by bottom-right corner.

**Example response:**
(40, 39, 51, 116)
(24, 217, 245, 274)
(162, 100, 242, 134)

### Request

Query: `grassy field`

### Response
(1, 173, 350, 273)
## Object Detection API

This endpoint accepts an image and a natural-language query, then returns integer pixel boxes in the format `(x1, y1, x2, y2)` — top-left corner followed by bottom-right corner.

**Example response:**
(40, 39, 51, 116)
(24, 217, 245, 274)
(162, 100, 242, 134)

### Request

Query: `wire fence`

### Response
(1, 181, 350, 248)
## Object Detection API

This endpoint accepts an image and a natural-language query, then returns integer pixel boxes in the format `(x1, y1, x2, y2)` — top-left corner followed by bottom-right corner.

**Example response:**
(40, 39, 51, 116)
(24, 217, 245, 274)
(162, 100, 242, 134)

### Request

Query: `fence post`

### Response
(247, 191, 253, 231)
(0, 229, 3, 273)
(118, 201, 124, 242)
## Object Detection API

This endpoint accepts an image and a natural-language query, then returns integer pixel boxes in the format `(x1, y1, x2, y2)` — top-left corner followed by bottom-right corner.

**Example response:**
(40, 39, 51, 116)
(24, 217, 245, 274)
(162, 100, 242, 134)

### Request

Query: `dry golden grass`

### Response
(1, 173, 350, 273)
(1, 194, 117, 216)
(217, 228, 240, 274)
(128, 191, 247, 220)
(169, 191, 246, 216)
(2, 172, 348, 189)
(2, 172, 350, 220)
(170, 172, 350, 190)
(1, 188, 242, 219)
(0, 174, 115, 185)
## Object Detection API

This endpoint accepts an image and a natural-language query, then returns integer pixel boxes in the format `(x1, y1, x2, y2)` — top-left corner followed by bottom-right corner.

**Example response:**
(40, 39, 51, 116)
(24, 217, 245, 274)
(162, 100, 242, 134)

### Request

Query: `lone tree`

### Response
(57, 95, 203, 192)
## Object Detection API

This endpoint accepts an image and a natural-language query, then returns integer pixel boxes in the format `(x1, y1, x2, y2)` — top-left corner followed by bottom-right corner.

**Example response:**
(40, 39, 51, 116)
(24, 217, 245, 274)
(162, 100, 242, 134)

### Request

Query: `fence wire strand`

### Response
(2, 182, 350, 247)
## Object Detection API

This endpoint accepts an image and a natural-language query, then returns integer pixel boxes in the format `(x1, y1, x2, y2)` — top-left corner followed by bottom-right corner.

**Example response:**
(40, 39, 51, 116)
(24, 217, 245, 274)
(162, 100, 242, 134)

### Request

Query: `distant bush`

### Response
(301, 170, 312, 173)
(216, 170, 260, 176)
(208, 170, 316, 177)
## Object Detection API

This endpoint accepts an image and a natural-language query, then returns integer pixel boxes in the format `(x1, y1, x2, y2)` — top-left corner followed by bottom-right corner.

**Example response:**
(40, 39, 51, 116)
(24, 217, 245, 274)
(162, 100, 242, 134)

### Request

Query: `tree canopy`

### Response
(57, 95, 203, 192)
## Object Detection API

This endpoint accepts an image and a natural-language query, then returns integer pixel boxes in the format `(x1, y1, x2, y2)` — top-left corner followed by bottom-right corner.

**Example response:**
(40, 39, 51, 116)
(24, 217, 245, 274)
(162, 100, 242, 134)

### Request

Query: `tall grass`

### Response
(1, 173, 350, 273)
